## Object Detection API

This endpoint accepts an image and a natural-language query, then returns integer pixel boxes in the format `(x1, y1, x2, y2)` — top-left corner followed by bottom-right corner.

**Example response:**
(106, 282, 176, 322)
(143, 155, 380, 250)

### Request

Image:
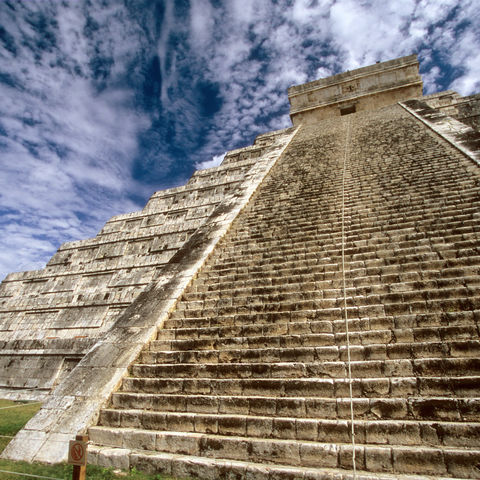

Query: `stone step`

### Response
(227, 228, 479, 253)
(250, 184, 478, 205)
(88, 443, 479, 480)
(207, 250, 453, 273)
(196, 270, 480, 294)
(166, 304, 384, 324)
(192, 270, 480, 294)
(175, 290, 480, 320)
(120, 375, 480, 398)
(268, 214, 478, 237)
(88, 426, 480, 477)
(217, 234, 480, 258)
(185, 277, 480, 301)
(205, 254, 480, 279)
(231, 217, 478, 244)
(97, 409, 480, 448)
(213, 246, 475, 269)
(238, 211, 480, 236)
(253, 178, 477, 196)
(198, 257, 480, 284)
(239, 214, 478, 237)
(278, 221, 480, 240)
(228, 241, 480, 266)
(158, 319, 479, 345)
(234, 199, 477, 225)
(236, 195, 479, 219)
(154, 316, 480, 347)
(214, 237, 480, 266)
(179, 285, 480, 308)
(165, 297, 480, 325)
(129, 358, 480, 380)
(240, 193, 479, 212)
(110, 392, 480, 422)
(166, 307, 479, 330)
(139, 340, 480, 365)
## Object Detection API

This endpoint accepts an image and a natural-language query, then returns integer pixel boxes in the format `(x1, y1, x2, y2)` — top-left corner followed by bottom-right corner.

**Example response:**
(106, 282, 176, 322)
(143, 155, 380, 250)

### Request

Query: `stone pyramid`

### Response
(2, 55, 480, 479)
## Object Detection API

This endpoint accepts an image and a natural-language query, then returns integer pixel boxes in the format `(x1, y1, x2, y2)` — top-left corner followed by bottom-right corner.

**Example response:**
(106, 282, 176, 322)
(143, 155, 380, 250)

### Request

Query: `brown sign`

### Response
(68, 440, 87, 466)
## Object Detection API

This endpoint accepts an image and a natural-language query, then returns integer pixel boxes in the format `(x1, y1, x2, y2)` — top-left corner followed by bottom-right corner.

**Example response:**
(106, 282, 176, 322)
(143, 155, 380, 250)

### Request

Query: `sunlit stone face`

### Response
(288, 55, 423, 125)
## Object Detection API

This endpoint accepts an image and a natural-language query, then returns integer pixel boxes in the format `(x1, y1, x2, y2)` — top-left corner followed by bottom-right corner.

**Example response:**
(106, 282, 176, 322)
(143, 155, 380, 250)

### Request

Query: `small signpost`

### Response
(68, 434, 88, 480)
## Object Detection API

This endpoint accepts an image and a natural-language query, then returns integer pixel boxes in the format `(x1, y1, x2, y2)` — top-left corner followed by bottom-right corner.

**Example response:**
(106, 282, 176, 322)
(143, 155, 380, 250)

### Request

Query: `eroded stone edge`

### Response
(399, 100, 480, 167)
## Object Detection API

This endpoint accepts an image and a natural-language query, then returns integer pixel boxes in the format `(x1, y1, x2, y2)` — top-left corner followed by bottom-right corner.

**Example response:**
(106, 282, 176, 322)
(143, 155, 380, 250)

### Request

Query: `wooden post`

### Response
(71, 434, 88, 480)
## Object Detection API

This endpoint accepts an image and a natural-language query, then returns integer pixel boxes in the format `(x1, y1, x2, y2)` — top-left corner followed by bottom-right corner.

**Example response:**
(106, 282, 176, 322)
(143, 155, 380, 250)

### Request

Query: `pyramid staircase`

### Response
(88, 106, 480, 479)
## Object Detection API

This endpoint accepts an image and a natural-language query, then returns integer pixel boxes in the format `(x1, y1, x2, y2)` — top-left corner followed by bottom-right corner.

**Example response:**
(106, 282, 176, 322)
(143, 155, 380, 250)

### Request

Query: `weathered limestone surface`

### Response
(288, 55, 423, 125)
(400, 99, 480, 166)
(1, 126, 297, 462)
(422, 90, 480, 132)
(84, 103, 480, 478)
(0, 129, 294, 400)
(2, 55, 480, 478)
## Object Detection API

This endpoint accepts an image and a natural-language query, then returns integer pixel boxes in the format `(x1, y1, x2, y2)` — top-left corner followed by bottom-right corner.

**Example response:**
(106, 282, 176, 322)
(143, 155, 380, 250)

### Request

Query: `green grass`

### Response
(0, 399, 42, 453)
(0, 400, 178, 480)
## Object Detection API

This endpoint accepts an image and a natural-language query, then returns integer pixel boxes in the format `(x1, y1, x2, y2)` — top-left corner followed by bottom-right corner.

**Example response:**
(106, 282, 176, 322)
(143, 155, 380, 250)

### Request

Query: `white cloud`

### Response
(449, 30, 480, 95)
(195, 152, 226, 170)
(227, 0, 258, 25)
(189, 0, 215, 50)
(315, 66, 333, 79)
(413, 0, 459, 25)
(1, 0, 479, 280)
(0, 0, 149, 279)
(422, 66, 442, 94)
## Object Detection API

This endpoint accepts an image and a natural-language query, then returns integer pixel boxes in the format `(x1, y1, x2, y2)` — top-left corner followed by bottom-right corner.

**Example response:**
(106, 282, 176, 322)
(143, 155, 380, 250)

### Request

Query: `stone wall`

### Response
(67, 102, 480, 477)
(422, 90, 480, 131)
(0, 129, 293, 400)
(288, 54, 423, 125)
(2, 54, 480, 475)
(2, 125, 298, 463)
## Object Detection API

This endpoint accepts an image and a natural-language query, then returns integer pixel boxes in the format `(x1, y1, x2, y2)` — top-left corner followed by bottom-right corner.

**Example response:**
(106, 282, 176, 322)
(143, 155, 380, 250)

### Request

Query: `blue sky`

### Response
(0, 0, 479, 280)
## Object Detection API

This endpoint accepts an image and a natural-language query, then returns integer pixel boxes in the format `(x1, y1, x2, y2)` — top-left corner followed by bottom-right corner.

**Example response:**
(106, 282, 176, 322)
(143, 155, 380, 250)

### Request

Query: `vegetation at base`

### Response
(0, 461, 169, 480)
(0, 399, 41, 453)
(0, 400, 179, 480)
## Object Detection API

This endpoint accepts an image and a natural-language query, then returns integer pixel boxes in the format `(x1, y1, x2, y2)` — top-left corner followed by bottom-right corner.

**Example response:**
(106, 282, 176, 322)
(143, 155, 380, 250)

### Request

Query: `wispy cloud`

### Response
(0, 0, 148, 278)
(0, 0, 478, 279)
(195, 152, 226, 170)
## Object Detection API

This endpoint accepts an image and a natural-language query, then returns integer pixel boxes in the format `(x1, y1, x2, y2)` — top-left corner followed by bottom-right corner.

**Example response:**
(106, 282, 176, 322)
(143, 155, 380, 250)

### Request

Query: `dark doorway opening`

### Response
(340, 105, 356, 116)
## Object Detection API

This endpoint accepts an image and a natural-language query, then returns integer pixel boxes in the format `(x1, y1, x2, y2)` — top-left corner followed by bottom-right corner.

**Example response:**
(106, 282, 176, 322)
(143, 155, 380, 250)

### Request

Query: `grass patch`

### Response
(0, 399, 41, 453)
(0, 461, 169, 480)
(0, 400, 179, 480)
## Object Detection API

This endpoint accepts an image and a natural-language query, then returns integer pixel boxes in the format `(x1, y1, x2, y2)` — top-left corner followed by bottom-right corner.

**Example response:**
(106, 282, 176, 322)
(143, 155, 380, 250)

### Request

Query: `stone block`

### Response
(366, 421, 421, 446)
(300, 443, 338, 468)
(392, 447, 446, 475)
(364, 446, 393, 472)
(89, 427, 123, 448)
(96, 448, 130, 470)
(444, 449, 480, 479)
(194, 414, 218, 434)
(369, 398, 407, 419)
(171, 456, 220, 480)
(130, 452, 172, 475)
(200, 436, 249, 461)
(246, 416, 273, 437)
(141, 411, 167, 430)
(250, 439, 301, 466)
(243, 464, 271, 480)
(339, 445, 365, 470)
(99, 409, 121, 428)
